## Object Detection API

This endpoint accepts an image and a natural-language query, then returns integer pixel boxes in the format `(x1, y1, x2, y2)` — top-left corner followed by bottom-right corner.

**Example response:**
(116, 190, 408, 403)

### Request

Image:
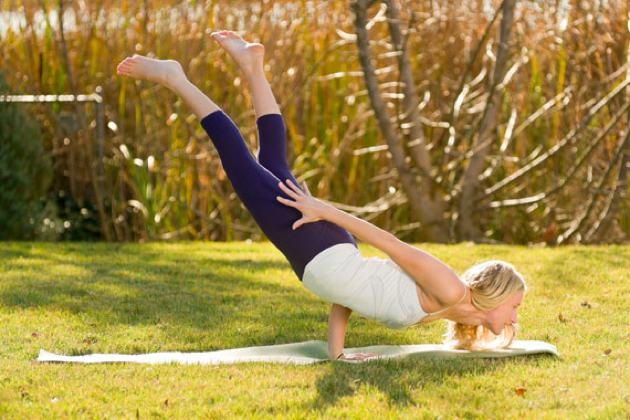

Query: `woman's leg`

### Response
(210, 31, 280, 118)
(116, 46, 354, 279)
(211, 31, 356, 252)
(211, 30, 294, 182)
(116, 56, 219, 119)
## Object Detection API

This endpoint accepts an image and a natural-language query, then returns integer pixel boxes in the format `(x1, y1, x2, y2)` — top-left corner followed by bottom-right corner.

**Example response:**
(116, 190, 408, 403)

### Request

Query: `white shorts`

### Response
(302, 244, 427, 329)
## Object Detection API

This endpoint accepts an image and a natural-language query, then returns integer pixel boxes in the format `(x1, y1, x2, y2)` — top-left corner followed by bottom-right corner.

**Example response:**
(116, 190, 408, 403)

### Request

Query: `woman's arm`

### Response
(277, 180, 465, 307)
(327, 304, 376, 362)
(328, 304, 351, 359)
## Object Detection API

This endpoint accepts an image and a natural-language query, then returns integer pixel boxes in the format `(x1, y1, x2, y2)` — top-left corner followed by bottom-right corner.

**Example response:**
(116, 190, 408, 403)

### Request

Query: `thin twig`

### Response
(456, 0, 516, 239)
(436, 0, 507, 152)
(384, 0, 434, 178)
(557, 127, 629, 244)
(483, 77, 630, 197)
(485, 101, 629, 209)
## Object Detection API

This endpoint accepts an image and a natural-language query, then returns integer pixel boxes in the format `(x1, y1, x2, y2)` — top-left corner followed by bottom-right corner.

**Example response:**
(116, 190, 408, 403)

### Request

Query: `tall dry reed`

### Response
(0, 0, 627, 243)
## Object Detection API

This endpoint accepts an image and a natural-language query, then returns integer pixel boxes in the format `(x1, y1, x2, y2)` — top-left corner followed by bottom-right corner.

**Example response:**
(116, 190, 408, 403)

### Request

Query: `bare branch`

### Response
(455, 0, 516, 239)
(367, 1, 388, 29)
(352, 0, 448, 241)
(511, 86, 573, 141)
(484, 77, 630, 197)
(357, 0, 379, 7)
(437, 0, 508, 150)
(557, 127, 629, 244)
(584, 29, 630, 242)
(329, 190, 407, 217)
(352, 1, 412, 182)
(583, 149, 628, 242)
(383, 0, 435, 179)
(478, 107, 518, 182)
(353, 144, 389, 156)
(485, 101, 630, 209)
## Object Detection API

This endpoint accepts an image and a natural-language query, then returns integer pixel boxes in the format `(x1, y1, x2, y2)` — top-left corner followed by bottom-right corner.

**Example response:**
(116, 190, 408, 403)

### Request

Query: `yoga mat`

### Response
(37, 340, 558, 365)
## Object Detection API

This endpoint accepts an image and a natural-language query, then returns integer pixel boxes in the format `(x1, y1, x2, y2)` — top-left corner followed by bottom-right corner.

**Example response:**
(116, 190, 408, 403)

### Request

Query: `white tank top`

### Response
(302, 243, 427, 328)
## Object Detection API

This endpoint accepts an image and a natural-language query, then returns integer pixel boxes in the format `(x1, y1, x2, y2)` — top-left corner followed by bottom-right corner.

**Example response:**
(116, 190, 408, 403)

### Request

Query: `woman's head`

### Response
(464, 260, 526, 333)
(445, 260, 527, 350)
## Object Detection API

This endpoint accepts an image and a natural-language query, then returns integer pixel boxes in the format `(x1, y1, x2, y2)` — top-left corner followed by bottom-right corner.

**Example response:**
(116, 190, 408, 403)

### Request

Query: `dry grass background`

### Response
(0, 0, 628, 243)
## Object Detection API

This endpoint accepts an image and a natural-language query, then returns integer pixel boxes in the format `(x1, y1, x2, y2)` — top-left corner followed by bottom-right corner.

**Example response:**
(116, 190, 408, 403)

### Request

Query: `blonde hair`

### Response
(444, 260, 526, 350)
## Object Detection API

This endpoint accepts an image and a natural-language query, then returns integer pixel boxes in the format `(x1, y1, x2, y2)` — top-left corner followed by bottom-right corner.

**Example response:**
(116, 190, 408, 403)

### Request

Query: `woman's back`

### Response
(302, 243, 427, 328)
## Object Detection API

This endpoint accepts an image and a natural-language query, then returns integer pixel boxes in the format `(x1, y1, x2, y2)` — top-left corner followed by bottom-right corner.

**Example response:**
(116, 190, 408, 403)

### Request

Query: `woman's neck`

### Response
(424, 293, 486, 326)
(448, 303, 486, 326)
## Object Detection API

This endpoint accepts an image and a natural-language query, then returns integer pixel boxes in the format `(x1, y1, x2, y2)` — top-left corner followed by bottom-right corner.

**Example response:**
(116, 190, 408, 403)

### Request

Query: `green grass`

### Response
(0, 242, 628, 418)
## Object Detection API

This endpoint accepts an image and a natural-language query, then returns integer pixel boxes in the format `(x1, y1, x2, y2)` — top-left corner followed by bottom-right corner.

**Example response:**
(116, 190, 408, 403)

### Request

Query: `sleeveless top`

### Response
(302, 243, 427, 328)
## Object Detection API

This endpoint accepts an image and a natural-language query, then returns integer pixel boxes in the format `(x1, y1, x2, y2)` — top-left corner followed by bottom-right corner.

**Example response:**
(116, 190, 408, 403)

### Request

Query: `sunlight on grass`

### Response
(0, 242, 628, 417)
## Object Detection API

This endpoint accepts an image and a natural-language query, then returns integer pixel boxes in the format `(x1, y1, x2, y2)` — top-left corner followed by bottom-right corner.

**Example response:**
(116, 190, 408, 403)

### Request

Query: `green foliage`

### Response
(51, 190, 102, 241)
(0, 76, 52, 240)
(0, 242, 628, 417)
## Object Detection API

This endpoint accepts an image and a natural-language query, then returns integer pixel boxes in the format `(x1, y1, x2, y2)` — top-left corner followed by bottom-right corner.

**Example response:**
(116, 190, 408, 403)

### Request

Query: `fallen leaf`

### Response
(83, 336, 98, 345)
(603, 349, 612, 355)
(580, 301, 592, 309)
(558, 313, 567, 323)
(514, 387, 526, 397)
(349, 378, 361, 390)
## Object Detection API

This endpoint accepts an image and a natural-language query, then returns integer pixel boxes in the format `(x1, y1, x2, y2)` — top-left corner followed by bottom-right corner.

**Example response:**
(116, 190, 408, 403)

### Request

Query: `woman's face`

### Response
(484, 290, 524, 335)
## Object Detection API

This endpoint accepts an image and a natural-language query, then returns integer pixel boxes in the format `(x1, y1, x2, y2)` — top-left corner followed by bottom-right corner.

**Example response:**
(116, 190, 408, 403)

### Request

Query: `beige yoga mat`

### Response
(37, 340, 558, 365)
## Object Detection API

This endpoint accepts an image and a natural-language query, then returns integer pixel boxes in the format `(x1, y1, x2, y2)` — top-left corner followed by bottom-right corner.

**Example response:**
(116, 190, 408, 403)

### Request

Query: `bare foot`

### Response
(116, 55, 186, 89)
(211, 30, 264, 76)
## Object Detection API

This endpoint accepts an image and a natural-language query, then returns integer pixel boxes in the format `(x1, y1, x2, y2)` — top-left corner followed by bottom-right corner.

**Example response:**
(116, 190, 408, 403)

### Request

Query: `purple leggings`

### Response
(200, 110, 356, 280)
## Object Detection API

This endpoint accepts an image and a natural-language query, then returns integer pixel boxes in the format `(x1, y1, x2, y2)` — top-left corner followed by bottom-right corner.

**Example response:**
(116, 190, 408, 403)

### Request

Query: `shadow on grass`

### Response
(528, 245, 628, 292)
(0, 243, 325, 349)
(308, 356, 543, 410)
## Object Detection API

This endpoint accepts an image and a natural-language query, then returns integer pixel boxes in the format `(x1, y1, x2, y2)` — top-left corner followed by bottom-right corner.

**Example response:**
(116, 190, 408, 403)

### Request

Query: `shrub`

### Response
(0, 76, 53, 239)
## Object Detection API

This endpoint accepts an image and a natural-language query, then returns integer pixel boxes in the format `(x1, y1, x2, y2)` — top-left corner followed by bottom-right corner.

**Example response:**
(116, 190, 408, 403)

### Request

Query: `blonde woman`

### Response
(117, 31, 526, 361)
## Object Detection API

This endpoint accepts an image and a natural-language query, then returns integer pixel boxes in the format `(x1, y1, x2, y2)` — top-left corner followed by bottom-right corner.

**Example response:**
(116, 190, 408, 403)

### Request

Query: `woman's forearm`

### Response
(328, 303, 351, 359)
(319, 203, 399, 251)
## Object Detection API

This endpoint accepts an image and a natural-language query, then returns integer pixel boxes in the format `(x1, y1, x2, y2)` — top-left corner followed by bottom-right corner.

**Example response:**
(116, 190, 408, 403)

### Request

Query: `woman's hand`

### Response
(337, 352, 378, 363)
(276, 179, 331, 230)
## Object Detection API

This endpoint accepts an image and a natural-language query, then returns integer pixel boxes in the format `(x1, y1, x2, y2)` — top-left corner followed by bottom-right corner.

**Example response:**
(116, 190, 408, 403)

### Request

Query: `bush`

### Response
(0, 76, 53, 240)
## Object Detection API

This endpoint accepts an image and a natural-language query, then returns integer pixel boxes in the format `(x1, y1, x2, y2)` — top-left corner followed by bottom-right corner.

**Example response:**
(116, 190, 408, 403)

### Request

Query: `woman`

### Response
(117, 31, 526, 361)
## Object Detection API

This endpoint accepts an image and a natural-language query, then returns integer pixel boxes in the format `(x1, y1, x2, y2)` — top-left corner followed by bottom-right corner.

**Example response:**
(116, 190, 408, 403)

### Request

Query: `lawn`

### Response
(0, 242, 627, 418)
